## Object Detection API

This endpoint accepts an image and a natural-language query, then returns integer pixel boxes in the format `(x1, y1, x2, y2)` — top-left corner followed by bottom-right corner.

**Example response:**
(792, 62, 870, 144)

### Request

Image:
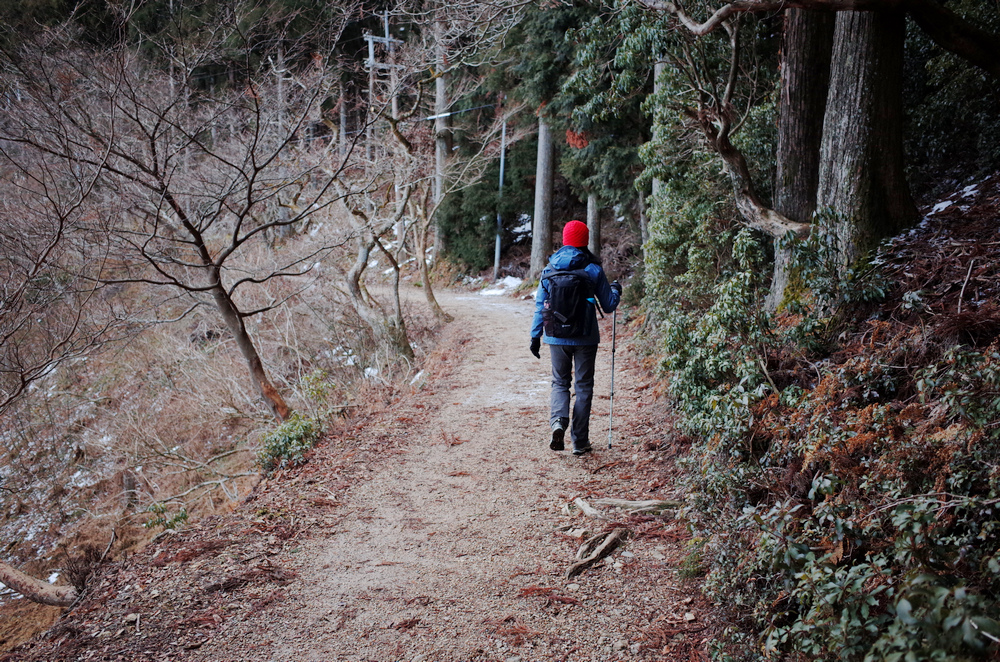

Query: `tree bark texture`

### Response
(706, 119, 810, 239)
(817, 10, 916, 267)
(433, 20, 452, 254)
(530, 115, 555, 279)
(637, 194, 650, 246)
(587, 193, 601, 259)
(767, 8, 835, 311)
(417, 219, 453, 323)
(346, 235, 415, 360)
(164, 191, 292, 423)
(210, 280, 291, 421)
(0, 561, 76, 607)
(339, 81, 348, 158)
(651, 60, 666, 201)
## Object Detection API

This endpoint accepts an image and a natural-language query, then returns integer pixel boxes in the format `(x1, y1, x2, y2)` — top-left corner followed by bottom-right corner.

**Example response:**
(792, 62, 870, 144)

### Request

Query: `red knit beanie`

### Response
(562, 220, 589, 248)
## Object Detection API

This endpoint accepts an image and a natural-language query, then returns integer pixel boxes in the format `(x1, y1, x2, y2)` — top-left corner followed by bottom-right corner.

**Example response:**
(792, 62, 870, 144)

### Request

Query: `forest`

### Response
(2, 0, 1000, 659)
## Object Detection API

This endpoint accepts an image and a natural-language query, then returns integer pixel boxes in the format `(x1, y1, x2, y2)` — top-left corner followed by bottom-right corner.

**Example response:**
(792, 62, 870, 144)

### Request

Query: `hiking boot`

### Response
(572, 443, 592, 456)
(550, 419, 568, 451)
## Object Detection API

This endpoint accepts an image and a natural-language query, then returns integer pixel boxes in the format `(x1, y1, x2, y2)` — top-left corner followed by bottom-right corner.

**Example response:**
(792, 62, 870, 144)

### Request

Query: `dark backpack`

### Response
(541, 267, 594, 338)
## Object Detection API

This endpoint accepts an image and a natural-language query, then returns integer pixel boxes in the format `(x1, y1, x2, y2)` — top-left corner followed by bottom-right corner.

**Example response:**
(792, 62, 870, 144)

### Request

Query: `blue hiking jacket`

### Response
(530, 246, 620, 346)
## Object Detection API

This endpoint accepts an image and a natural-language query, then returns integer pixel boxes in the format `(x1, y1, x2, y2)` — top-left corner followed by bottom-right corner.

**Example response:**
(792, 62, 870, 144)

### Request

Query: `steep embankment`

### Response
(3, 289, 710, 662)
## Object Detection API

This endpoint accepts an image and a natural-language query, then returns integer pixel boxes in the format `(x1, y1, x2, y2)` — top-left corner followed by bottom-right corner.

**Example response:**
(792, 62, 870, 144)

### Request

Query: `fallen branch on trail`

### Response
(575, 532, 610, 560)
(518, 585, 582, 606)
(572, 497, 602, 518)
(592, 498, 682, 514)
(566, 528, 629, 578)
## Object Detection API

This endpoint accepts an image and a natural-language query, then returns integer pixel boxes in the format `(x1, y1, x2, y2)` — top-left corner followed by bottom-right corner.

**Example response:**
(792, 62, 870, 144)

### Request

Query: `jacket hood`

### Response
(548, 245, 590, 270)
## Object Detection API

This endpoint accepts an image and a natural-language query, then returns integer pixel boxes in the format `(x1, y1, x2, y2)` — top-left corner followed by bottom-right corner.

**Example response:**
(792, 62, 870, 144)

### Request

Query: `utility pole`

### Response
(363, 12, 403, 164)
(494, 115, 507, 281)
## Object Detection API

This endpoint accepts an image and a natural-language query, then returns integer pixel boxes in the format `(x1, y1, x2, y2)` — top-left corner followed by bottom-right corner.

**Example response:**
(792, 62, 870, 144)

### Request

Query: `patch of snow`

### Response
(500, 276, 522, 288)
(931, 200, 953, 214)
(409, 370, 425, 385)
(67, 469, 98, 489)
(512, 214, 532, 235)
(0, 582, 25, 602)
(48, 572, 60, 584)
(364, 367, 379, 379)
(479, 276, 523, 297)
(961, 184, 978, 198)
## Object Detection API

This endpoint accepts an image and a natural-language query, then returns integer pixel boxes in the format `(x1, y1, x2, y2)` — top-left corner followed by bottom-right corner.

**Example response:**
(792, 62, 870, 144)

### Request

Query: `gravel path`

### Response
(2, 288, 711, 662)
(191, 290, 708, 661)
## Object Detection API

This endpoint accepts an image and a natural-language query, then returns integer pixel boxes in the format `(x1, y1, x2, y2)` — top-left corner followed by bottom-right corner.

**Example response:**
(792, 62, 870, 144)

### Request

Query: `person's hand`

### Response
(611, 281, 622, 295)
(530, 337, 541, 359)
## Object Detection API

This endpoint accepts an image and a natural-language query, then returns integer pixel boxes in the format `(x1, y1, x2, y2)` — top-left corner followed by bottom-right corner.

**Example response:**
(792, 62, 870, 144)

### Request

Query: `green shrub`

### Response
(643, 174, 1000, 661)
(143, 502, 189, 530)
(256, 413, 321, 474)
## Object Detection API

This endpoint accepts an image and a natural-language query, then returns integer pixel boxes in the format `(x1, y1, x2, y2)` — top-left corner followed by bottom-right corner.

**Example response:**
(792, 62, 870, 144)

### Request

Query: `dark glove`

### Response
(611, 281, 622, 295)
(530, 337, 541, 359)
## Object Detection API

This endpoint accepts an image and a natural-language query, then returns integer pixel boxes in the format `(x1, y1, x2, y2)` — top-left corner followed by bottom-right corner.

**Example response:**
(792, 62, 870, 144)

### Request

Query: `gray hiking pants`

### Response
(549, 344, 598, 448)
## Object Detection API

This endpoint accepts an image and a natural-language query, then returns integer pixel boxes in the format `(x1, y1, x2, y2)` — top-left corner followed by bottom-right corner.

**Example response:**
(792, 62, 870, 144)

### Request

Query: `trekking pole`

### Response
(608, 308, 617, 449)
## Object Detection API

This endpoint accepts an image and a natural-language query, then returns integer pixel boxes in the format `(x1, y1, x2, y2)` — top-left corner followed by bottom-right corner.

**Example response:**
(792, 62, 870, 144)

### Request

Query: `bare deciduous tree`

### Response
(0, 8, 360, 421)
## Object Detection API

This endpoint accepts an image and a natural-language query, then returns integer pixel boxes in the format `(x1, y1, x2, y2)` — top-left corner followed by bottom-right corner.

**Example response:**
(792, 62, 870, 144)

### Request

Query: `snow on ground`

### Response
(931, 199, 954, 214)
(478, 276, 523, 296)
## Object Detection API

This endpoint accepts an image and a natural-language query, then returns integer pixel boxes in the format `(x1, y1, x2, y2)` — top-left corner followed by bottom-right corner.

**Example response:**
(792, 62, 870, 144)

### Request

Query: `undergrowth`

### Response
(256, 413, 321, 474)
(646, 185, 1000, 660)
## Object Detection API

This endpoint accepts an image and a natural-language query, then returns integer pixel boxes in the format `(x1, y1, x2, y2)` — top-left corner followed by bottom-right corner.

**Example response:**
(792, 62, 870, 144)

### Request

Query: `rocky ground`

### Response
(2, 289, 714, 662)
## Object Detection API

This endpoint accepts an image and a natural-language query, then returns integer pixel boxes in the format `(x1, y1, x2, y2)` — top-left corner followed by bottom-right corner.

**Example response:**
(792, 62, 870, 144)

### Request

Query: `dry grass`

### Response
(0, 211, 446, 652)
(0, 601, 63, 652)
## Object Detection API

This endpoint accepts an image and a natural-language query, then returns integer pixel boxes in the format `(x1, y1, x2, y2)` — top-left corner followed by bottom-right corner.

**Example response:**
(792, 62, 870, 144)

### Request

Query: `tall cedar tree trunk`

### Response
(638, 194, 650, 245)
(767, 9, 835, 311)
(530, 115, 555, 279)
(587, 193, 601, 259)
(652, 59, 666, 202)
(817, 10, 917, 267)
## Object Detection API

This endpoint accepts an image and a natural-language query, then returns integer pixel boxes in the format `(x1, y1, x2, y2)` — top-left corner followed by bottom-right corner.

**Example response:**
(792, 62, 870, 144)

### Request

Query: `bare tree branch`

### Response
(633, 0, 1000, 77)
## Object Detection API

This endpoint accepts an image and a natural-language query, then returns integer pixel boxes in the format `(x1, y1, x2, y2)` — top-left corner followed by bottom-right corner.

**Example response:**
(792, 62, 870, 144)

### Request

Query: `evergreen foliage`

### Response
(903, 3, 1000, 194)
(436, 135, 538, 271)
(561, 1, 1000, 659)
(256, 413, 321, 474)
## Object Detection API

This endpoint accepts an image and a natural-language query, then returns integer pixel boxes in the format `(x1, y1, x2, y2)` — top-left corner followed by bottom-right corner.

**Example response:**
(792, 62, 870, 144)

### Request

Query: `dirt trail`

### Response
(3, 288, 709, 662)
(189, 290, 704, 662)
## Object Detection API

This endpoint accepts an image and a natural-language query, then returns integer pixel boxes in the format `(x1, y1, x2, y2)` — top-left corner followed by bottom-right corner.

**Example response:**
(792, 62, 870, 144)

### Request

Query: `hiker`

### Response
(530, 220, 621, 456)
